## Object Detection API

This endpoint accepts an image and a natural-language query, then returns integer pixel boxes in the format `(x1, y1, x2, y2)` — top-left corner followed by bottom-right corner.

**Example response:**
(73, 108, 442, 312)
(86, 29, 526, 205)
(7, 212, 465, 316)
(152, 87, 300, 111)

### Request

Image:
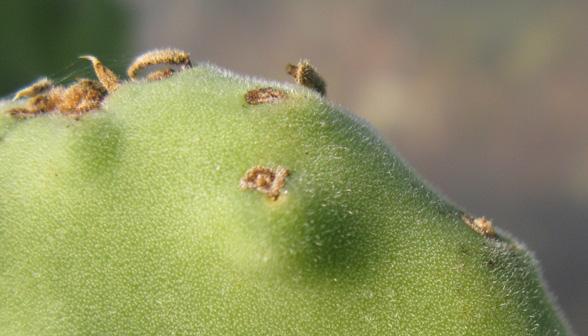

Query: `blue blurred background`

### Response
(1, 1, 586, 334)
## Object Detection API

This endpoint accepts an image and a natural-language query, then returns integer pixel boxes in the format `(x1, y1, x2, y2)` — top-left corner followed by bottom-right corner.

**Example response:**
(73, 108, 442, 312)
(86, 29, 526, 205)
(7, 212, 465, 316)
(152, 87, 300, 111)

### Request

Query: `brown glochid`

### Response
(146, 68, 176, 81)
(245, 87, 287, 105)
(12, 77, 54, 102)
(79, 55, 121, 92)
(461, 214, 495, 238)
(286, 60, 326, 96)
(240, 166, 290, 200)
(127, 49, 192, 81)
(8, 78, 107, 119)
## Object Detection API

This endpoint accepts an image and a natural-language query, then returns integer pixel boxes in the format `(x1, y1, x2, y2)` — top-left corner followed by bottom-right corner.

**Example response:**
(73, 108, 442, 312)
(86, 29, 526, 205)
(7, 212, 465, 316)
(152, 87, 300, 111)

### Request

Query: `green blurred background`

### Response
(1, 1, 586, 334)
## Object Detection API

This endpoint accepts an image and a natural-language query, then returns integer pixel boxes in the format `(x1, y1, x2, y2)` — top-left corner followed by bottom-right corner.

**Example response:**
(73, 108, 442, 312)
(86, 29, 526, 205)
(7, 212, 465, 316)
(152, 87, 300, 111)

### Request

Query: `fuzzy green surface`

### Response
(0, 65, 570, 335)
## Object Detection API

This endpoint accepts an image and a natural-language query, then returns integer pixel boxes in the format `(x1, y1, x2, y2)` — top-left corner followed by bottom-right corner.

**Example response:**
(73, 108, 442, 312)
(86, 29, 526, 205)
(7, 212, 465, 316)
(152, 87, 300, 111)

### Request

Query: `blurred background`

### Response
(1, 1, 586, 333)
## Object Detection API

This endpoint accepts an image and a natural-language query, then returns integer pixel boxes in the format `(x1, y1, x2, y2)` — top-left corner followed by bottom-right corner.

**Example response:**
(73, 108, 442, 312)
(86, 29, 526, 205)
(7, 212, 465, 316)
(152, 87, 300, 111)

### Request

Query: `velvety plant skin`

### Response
(0, 63, 573, 335)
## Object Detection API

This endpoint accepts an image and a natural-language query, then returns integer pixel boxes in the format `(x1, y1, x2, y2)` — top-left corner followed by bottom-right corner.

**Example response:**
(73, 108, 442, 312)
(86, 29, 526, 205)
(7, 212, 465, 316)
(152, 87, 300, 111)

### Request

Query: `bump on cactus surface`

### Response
(0, 49, 574, 335)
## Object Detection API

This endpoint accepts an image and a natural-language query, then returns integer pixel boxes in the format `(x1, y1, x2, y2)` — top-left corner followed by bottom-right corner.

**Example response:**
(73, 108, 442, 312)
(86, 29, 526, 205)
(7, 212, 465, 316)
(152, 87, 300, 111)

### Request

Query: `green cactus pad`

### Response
(0, 63, 572, 335)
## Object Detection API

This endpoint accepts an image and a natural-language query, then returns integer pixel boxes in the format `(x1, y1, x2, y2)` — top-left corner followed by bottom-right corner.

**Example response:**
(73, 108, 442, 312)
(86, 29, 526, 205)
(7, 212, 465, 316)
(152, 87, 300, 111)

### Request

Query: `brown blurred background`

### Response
(1, 1, 586, 334)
